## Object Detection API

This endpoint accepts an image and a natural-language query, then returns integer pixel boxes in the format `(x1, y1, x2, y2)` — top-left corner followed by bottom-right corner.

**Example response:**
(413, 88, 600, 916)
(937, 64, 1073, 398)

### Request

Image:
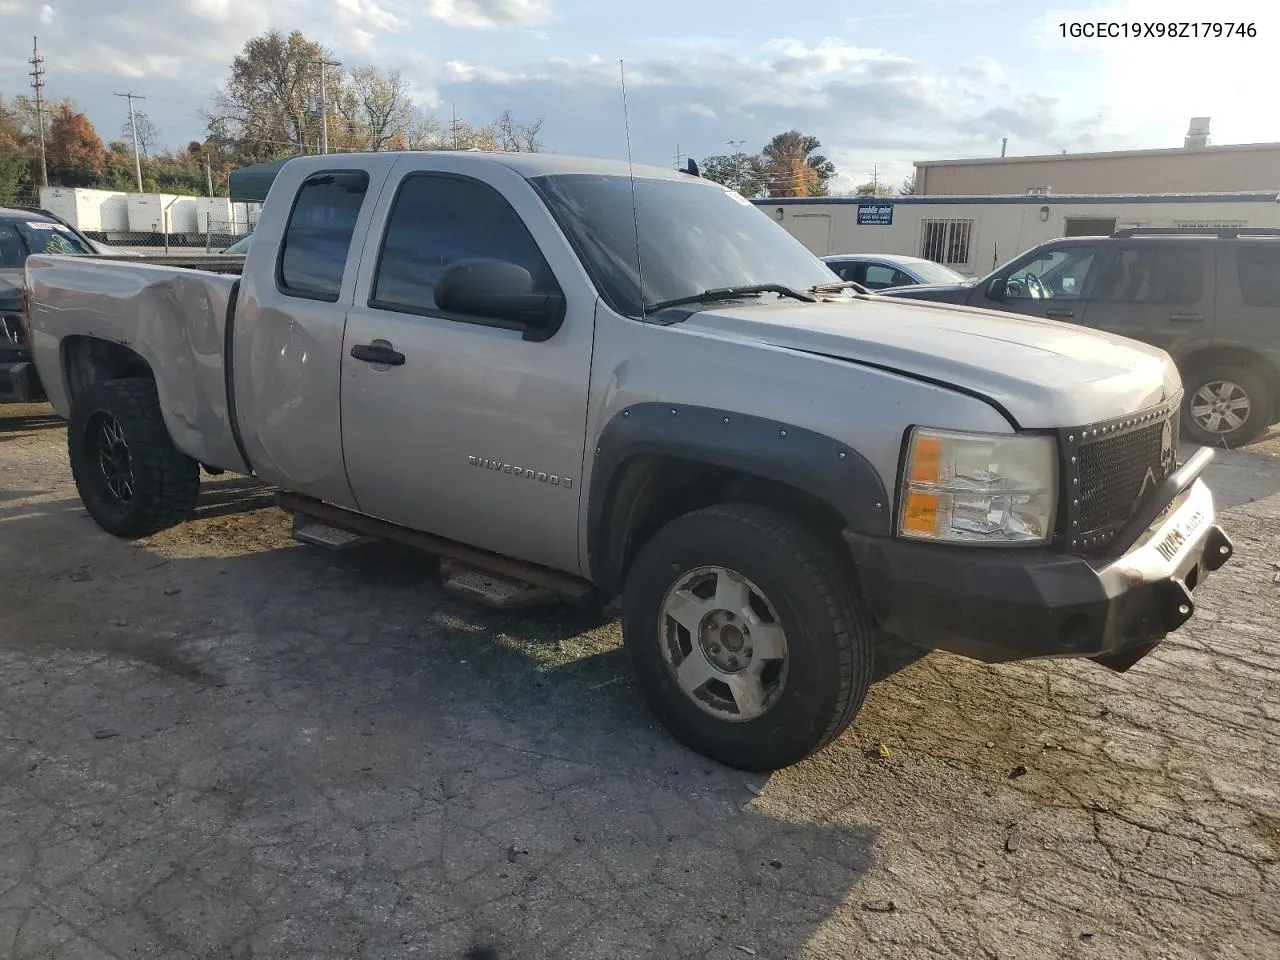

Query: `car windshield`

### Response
(908, 260, 967, 284)
(0, 220, 92, 266)
(223, 235, 253, 254)
(529, 173, 838, 318)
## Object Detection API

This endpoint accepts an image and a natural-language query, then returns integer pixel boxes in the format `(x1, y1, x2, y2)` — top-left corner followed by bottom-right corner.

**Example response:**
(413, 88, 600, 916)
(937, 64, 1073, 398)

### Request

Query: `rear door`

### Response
(1079, 241, 1215, 354)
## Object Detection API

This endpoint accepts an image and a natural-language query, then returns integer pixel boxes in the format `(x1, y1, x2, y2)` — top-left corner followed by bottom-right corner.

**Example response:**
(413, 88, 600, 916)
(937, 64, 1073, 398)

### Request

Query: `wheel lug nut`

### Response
(728, 655, 738, 668)
(744, 648, 752, 656)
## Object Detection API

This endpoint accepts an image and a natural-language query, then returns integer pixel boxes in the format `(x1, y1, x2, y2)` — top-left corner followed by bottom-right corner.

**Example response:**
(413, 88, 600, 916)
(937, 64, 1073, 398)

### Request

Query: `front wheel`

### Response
(621, 504, 875, 771)
(1180, 365, 1274, 448)
(68, 378, 200, 538)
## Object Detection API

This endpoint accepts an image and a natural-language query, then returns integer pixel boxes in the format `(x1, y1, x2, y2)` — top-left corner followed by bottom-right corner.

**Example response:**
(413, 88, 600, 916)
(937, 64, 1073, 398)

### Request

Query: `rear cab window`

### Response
(277, 171, 370, 301)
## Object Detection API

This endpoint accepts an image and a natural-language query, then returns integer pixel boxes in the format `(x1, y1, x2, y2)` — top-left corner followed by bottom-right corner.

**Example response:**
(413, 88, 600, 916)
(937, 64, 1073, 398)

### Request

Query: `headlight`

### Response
(898, 428, 1057, 544)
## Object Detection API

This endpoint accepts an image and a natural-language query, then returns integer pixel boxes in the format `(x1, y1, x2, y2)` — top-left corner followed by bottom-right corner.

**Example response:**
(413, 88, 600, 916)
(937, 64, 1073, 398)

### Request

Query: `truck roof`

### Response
(275, 150, 703, 184)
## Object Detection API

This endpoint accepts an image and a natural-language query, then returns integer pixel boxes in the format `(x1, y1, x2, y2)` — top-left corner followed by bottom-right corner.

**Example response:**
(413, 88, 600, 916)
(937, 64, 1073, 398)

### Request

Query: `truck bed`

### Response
(25, 254, 247, 473)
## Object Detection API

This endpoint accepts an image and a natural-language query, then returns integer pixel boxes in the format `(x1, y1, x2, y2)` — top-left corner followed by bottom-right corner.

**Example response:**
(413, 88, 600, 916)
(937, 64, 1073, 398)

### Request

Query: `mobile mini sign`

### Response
(857, 203, 893, 226)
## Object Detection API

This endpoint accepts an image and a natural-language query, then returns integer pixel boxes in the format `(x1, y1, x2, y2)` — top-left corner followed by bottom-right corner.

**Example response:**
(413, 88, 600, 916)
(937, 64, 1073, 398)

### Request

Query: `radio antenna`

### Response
(620, 59, 646, 319)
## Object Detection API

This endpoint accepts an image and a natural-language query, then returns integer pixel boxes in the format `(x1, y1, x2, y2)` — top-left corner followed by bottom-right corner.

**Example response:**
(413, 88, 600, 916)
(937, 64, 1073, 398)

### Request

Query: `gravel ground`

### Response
(1, 404, 1278, 960)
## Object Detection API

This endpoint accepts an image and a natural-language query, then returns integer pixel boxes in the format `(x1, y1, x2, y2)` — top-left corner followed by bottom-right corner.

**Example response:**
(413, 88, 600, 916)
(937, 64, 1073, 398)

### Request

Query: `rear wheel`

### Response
(621, 504, 874, 771)
(1180, 365, 1273, 448)
(68, 378, 199, 538)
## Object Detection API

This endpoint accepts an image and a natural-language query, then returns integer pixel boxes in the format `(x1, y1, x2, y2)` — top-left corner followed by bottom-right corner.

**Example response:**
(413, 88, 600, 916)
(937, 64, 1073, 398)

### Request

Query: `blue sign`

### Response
(857, 203, 893, 226)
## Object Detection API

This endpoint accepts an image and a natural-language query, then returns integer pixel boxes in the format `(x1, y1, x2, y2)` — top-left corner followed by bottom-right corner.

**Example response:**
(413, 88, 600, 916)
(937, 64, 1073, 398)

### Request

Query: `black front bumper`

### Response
(846, 448, 1233, 672)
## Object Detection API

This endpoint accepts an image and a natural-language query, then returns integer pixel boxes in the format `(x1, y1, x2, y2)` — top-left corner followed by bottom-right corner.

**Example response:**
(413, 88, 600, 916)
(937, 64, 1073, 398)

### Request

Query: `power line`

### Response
(114, 92, 146, 192)
(29, 36, 48, 188)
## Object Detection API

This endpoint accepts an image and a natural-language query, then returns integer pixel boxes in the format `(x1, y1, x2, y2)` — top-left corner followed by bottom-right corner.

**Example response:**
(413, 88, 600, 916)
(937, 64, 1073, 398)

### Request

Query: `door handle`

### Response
(1168, 312, 1204, 323)
(1045, 308, 1075, 319)
(350, 342, 405, 366)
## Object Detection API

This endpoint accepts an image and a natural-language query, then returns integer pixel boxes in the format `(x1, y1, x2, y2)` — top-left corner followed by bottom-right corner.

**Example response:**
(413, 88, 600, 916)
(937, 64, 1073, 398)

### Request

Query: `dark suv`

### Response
(878, 227, 1280, 448)
(1, 207, 99, 403)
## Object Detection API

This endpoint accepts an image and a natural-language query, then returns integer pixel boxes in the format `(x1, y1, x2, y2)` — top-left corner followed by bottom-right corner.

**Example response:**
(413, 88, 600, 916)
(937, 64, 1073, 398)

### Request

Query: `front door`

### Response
(974, 242, 1104, 322)
(338, 163, 595, 575)
(1079, 242, 1216, 354)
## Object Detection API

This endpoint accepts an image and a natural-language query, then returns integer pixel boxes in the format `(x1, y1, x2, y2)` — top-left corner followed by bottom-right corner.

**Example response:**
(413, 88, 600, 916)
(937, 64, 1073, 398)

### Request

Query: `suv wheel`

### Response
(621, 504, 874, 771)
(68, 378, 200, 538)
(1180, 365, 1274, 448)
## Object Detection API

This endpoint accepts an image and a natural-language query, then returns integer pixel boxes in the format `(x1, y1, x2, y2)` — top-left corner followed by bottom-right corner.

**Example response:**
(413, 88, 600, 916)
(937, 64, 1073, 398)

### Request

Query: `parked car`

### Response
(221, 234, 252, 255)
(821, 253, 968, 290)
(23, 152, 1232, 770)
(1, 206, 105, 403)
(877, 227, 1280, 448)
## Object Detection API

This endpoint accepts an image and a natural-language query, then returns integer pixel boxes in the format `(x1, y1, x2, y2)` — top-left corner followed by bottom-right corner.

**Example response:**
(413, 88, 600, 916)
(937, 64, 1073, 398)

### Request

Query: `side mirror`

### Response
(987, 277, 1008, 301)
(435, 258, 566, 341)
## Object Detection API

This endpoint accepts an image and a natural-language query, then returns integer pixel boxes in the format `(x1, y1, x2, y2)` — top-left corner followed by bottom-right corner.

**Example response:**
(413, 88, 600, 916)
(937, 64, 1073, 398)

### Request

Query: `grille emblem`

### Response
(1160, 419, 1174, 472)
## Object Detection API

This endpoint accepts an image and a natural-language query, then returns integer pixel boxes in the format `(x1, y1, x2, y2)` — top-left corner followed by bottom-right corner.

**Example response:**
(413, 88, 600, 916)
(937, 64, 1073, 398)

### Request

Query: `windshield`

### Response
(223, 234, 253, 254)
(0, 220, 92, 266)
(529, 173, 838, 317)
(908, 260, 967, 284)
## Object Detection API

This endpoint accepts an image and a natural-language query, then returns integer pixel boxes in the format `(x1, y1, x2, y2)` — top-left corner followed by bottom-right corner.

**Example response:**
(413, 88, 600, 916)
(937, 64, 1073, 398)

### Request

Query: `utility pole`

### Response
(674, 142, 684, 169)
(115, 92, 145, 191)
(205, 152, 214, 197)
(1001, 137, 1008, 158)
(29, 37, 48, 188)
(311, 58, 342, 154)
(451, 103, 459, 150)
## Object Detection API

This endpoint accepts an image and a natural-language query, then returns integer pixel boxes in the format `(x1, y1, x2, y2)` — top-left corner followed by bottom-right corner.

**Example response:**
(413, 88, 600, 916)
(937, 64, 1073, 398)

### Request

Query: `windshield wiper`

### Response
(644, 283, 818, 313)
(809, 279, 871, 295)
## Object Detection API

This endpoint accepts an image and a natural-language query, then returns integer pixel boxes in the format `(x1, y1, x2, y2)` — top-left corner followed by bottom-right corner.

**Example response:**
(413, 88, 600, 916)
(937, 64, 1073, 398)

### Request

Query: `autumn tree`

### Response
(761, 131, 835, 198)
(699, 152, 766, 197)
(341, 67, 414, 150)
(209, 29, 331, 158)
(47, 101, 104, 186)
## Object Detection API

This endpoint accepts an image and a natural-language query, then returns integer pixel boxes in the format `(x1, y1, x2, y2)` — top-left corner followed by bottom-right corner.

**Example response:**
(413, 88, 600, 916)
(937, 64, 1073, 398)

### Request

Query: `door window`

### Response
(1005, 246, 1099, 299)
(278, 171, 370, 301)
(829, 261, 863, 283)
(371, 174, 555, 318)
(862, 264, 912, 289)
(1094, 245, 1205, 305)
(1236, 245, 1280, 307)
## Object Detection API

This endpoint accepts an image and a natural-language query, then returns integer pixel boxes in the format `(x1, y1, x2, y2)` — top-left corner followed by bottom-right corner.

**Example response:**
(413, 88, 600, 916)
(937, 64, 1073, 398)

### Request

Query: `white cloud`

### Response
(419, 0, 550, 29)
(40, 3, 56, 24)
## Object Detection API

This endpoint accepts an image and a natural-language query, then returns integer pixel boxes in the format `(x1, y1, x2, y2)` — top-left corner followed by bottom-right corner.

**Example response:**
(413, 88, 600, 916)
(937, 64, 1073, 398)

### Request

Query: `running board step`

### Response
(440, 560, 555, 610)
(274, 491, 597, 607)
(292, 514, 375, 550)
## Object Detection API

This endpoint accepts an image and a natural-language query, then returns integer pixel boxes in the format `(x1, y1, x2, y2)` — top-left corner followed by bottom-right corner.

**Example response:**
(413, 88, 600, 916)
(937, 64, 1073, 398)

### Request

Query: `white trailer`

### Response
(36, 187, 122, 233)
(757, 191, 1280, 276)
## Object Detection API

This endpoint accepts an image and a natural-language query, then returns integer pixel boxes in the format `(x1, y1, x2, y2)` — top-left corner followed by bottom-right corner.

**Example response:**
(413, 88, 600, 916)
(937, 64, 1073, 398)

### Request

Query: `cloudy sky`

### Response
(0, 0, 1273, 191)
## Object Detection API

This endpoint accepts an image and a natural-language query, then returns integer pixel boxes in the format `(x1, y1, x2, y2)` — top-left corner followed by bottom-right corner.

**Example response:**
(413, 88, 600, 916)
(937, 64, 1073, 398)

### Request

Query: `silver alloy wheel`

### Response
(657, 566, 789, 722)
(1190, 380, 1252, 435)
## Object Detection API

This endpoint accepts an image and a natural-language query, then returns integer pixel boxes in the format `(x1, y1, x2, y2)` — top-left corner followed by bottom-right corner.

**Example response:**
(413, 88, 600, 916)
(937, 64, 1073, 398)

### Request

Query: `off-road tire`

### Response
(621, 503, 875, 771)
(1179, 364, 1274, 449)
(68, 377, 200, 538)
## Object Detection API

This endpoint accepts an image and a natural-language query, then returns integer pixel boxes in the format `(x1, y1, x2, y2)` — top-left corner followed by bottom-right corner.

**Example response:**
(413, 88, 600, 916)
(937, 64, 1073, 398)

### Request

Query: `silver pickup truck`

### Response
(23, 151, 1234, 771)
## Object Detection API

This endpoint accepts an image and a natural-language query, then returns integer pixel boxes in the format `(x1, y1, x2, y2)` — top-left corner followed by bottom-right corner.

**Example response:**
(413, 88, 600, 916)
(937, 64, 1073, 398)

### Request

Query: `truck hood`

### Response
(682, 296, 1179, 428)
(876, 281, 972, 302)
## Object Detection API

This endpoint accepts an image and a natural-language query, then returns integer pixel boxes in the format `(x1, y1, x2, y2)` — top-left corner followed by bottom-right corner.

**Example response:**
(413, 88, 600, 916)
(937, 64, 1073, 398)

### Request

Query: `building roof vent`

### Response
(1185, 117, 1211, 148)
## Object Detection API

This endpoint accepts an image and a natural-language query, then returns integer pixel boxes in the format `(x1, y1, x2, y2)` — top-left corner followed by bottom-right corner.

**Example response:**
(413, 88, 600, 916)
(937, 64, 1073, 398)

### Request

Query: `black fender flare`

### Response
(587, 402, 892, 589)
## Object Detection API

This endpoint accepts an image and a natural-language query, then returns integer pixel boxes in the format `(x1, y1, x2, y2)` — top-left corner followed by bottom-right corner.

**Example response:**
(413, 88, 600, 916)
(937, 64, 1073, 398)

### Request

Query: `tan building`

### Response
(914, 141, 1280, 197)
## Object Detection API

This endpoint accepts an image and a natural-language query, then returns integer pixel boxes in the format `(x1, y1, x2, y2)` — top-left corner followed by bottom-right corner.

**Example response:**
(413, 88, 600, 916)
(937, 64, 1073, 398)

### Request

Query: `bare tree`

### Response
(493, 109, 544, 152)
(121, 110, 159, 158)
